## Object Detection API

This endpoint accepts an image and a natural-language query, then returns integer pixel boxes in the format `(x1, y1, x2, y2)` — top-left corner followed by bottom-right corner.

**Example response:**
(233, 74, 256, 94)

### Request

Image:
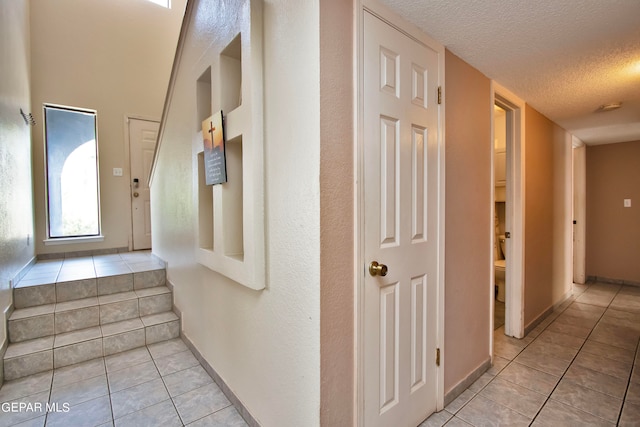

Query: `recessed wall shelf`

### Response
(196, 67, 212, 131)
(193, 0, 265, 290)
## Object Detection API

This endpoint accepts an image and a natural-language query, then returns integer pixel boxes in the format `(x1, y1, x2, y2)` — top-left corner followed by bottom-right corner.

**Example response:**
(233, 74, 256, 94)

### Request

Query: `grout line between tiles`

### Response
(451, 282, 628, 427)
(617, 337, 640, 426)
(527, 283, 624, 425)
(151, 347, 185, 426)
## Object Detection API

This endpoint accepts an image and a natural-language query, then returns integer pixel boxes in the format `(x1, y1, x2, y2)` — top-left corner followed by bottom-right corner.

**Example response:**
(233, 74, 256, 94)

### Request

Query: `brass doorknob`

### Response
(133, 192, 139, 198)
(369, 261, 388, 277)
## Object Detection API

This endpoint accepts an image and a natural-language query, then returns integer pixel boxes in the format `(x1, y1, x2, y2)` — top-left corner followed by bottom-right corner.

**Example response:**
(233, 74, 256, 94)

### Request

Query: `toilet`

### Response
(494, 235, 506, 302)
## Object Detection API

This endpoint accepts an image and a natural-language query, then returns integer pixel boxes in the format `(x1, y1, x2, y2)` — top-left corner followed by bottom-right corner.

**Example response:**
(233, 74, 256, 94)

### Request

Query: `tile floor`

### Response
(16, 252, 166, 287)
(5, 256, 640, 426)
(494, 300, 505, 330)
(1, 253, 248, 427)
(0, 338, 248, 427)
(422, 281, 640, 426)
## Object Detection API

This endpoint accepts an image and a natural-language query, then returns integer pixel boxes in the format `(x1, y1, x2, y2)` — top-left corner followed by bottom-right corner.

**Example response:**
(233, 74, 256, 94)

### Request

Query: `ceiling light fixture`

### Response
(597, 102, 622, 112)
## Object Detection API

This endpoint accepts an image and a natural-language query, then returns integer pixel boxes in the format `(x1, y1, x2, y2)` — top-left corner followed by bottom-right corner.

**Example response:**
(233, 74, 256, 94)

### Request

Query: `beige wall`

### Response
(151, 0, 321, 425)
(523, 106, 572, 327)
(319, 0, 354, 425)
(30, 0, 184, 255)
(586, 140, 640, 283)
(0, 0, 35, 370)
(444, 50, 492, 395)
(442, 51, 574, 393)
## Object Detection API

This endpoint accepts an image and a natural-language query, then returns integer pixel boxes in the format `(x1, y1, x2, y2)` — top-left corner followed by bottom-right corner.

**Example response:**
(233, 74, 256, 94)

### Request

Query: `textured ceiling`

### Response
(379, 0, 640, 145)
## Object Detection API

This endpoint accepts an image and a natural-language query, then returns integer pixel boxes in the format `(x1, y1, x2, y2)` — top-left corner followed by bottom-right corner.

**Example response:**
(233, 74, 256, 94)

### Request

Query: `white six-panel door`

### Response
(129, 118, 159, 250)
(363, 11, 440, 427)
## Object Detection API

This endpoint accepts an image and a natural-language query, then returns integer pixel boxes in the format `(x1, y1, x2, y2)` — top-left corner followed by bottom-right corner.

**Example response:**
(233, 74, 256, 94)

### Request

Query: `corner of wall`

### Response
(319, 0, 355, 423)
(443, 49, 492, 394)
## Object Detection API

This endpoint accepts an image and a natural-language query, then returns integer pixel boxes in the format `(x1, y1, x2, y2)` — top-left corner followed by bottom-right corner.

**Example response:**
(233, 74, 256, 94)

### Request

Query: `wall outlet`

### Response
(624, 199, 632, 208)
(113, 168, 123, 177)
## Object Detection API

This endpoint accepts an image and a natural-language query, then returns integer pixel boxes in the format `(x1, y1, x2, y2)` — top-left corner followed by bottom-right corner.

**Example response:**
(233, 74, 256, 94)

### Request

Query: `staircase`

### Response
(4, 253, 180, 381)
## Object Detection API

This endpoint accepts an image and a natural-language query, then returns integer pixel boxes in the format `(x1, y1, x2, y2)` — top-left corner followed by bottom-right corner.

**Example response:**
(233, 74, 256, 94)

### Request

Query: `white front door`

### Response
(128, 118, 159, 250)
(363, 11, 441, 427)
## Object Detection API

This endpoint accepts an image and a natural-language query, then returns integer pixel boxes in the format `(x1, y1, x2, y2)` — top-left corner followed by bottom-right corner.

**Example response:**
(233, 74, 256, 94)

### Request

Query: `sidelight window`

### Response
(44, 105, 101, 239)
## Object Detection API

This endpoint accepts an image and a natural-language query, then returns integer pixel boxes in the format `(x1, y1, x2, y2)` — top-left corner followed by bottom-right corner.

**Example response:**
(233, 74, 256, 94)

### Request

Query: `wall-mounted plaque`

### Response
(202, 111, 226, 185)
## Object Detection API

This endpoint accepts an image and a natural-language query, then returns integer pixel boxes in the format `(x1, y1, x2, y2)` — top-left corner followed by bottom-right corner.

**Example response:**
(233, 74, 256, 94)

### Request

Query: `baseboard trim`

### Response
(181, 332, 260, 427)
(2, 256, 35, 388)
(553, 289, 574, 311)
(0, 307, 8, 388)
(587, 275, 640, 287)
(151, 253, 167, 268)
(10, 256, 36, 289)
(444, 357, 491, 407)
(37, 247, 130, 260)
(524, 305, 554, 336)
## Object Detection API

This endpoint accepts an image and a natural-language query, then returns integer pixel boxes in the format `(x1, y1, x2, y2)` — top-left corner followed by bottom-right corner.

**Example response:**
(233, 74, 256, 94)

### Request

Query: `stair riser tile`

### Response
(56, 279, 97, 303)
(14, 285, 56, 309)
(97, 274, 134, 296)
(133, 270, 166, 290)
(103, 329, 145, 357)
(55, 307, 100, 334)
(139, 294, 173, 317)
(9, 315, 54, 343)
(5, 350, 53, 381)
(145, 320, 180, 345)
(100, 300, 139, 325)
(54, 339, 103, 369)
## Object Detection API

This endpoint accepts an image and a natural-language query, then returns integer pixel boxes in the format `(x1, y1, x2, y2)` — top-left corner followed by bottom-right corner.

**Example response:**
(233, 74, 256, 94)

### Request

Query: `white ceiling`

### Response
(379, 0, 640, 145)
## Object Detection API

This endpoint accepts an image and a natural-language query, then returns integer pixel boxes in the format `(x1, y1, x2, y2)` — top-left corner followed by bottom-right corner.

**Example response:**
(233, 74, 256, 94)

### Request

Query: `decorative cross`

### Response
(208, 121, 216, 137)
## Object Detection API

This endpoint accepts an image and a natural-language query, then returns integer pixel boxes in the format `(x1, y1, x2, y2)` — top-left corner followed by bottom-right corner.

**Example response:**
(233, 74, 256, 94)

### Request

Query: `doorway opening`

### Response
(572, 137, 586, 285)
(493, 104, 507, 331)
(492, 83, 525, 340)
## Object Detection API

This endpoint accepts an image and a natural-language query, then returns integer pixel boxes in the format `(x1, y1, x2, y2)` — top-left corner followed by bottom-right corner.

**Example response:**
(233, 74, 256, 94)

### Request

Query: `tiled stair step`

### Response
(3, 312, 180, 381)
(8, 287, 173, 343)
(13, 268, 166, 309)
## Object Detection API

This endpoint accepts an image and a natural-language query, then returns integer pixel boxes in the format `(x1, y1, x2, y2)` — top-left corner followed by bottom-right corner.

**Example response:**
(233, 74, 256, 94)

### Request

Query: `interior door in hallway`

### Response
(363, 11, 440, 427)
(129, 118, 159, 250)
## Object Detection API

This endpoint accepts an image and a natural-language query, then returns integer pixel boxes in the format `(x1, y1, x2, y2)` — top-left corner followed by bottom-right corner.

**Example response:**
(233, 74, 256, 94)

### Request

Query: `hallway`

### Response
(423, 282, 640, 426)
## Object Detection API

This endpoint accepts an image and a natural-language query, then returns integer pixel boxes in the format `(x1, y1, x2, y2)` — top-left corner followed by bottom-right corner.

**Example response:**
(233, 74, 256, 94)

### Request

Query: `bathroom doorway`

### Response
(493, 104, 507, 331)
(492, 83, 525, 340)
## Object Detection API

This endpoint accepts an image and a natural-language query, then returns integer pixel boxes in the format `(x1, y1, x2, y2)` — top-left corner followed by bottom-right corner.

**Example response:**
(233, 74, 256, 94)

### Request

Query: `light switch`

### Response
(624, 199, 631, 208)
(113, 168, 123, 177)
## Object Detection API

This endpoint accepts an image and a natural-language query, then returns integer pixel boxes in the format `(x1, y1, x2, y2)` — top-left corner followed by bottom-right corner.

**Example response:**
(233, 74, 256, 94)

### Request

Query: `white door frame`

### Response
(355, 1, 446, 423)
(124, 115, 160, 251)
(491, 83, 525, 339)
(572, 137, 586, 285)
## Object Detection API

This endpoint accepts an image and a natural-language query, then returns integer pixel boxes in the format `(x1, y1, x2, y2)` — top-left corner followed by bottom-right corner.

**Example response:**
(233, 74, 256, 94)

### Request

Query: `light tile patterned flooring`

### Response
(1, 253, 248, 427)
(5, 259, 640, 426)
(422, 282, 640, 426)
(15, 252, 167, 286)
(0, 338, 248, 427)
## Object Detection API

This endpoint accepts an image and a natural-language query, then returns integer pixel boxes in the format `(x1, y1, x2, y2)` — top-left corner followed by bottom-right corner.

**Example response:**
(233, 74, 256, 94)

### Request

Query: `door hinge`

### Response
(437, 86, 442, 105)
(436, 348, 440, 366)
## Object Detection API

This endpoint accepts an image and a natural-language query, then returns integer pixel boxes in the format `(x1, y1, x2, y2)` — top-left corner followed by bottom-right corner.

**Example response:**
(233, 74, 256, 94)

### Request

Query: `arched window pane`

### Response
(44, 105, 100, 238)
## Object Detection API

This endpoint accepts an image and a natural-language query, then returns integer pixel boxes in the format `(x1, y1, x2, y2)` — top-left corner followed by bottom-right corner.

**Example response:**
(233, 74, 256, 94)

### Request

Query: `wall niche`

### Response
(194, 1, 265, 290)
(196, 67, 212, 131)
